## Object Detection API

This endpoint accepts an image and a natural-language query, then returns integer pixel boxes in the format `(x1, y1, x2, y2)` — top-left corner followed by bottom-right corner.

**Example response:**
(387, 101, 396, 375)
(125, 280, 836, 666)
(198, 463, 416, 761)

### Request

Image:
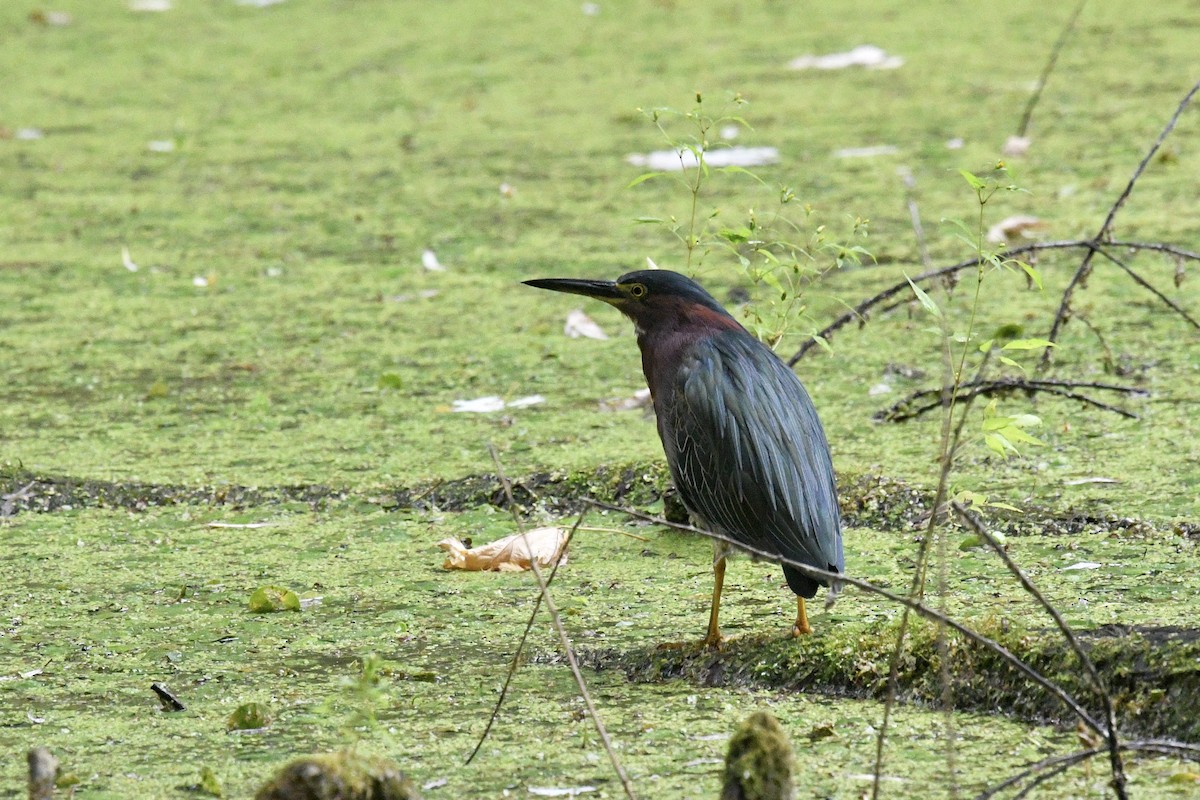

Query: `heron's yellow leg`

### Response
(791, 597, 812, 637)
(702, 552, 726, 648)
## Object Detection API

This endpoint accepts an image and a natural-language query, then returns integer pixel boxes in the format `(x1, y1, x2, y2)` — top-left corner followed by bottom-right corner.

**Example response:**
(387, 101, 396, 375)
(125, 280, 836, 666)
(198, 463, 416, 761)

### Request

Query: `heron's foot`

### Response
(791, 597, 812, 637)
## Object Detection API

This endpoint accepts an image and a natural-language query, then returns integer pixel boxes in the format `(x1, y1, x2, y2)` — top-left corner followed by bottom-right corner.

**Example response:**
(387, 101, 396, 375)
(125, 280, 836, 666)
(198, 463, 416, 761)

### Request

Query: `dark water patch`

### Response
(3, 464, 1195, 542)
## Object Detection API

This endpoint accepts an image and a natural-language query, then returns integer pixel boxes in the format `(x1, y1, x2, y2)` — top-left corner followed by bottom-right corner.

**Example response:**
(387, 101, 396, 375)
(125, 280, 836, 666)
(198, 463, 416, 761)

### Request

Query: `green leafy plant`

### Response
(907, 163, 1049, 498)
(631, 92, 869, 348)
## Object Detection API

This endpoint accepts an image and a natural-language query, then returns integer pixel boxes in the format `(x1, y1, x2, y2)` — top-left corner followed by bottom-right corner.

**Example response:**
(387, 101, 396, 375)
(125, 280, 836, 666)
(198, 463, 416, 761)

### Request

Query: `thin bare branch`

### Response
(978, 739, 1200, 799)
(1094, 246, 1200, 329)
(952, 503, 1127, 799)
(1016, 0, 1089, 138)
(465, 514, 581, 765)
(486, 448, 638, 800)
(876, 377, 1147, 423)
(585, 499, 1108, 738)
(899, 167, 933, 271)
(789, 238, 1200, 365)
(1040, 78, 1200, 371)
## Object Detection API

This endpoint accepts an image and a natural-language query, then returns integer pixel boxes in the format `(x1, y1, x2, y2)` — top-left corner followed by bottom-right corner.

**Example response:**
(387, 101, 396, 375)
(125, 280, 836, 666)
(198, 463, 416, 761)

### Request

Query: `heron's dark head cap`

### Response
(523, 269, 733, 330)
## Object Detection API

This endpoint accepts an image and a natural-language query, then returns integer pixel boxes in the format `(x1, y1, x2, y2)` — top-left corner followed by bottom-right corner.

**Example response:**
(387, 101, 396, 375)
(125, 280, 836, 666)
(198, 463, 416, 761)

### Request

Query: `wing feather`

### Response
(660, 331, 843, 578)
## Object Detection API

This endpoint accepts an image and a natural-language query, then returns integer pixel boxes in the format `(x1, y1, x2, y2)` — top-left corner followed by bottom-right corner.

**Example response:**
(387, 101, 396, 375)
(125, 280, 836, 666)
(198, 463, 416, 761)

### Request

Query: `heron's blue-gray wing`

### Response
(662, 331, 843, 578)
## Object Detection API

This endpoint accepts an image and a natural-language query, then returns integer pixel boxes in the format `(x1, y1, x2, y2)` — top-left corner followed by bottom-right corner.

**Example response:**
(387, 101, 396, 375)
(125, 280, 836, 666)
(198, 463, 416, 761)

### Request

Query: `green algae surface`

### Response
(3, 0, 1200, 797)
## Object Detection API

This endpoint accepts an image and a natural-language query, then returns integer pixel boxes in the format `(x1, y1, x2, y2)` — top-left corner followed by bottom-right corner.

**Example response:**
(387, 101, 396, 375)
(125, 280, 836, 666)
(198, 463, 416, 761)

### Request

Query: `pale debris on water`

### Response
(437, 527, 568, 572)
(31, 10, 73, 25)
(626, 146, 779, 171)
(1062, 561, 1103, 571)
(15, 128, 45, 140)
(147, 139, 175, 152)
(1063, 477, 1119, 486)
(421, 248, 445, 271)
(130, 0, 172, 11)
(1003, 135, 1032, 156)
(121, 246, 139, 272)
(789, 45, 903, 71)
(451, 395, 545, 413)
(986, 215, 1045, 244)
(564, 309, 608, 340)
(386, 289, 439, 303)
(527, 786, 597, 797)
(236, 0, 288, 6)
(833, 144, 899, 159)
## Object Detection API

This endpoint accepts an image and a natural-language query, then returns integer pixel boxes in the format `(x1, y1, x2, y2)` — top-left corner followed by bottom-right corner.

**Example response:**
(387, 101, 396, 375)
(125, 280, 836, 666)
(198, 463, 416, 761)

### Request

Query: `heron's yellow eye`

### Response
(628, 283, 648, 299)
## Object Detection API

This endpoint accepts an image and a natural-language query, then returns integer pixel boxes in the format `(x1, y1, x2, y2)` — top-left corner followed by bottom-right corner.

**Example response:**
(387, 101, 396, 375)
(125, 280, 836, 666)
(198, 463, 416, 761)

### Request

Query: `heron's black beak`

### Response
(523, 278, 623, 303)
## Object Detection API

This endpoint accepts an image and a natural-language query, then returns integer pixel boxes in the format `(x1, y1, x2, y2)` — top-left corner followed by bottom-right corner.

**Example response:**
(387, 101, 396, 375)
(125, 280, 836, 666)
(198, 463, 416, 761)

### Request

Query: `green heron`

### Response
(525, 269, 843, 646)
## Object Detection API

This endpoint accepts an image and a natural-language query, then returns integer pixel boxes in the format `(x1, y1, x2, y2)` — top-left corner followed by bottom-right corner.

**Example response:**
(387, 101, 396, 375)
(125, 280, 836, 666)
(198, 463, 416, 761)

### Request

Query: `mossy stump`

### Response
(256, 752, 421, 800)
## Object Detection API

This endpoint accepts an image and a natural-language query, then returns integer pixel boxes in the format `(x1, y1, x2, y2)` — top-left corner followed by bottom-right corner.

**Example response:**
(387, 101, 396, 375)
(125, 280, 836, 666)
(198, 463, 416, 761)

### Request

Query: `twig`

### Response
(1094, 246, 1200, 329)
(876, 377, 1147, 423)
(974, 747, 1101, 800)
(584, 499, 1108, 738)
(487, 448, 638, 800)
(899, 167, 933, 271)
(788, 238, 1200, 365)
(1016, 0, 1088, 138)
(952, 503, 1127, 799)
(977, 739, 1200, 799)
(465, 514, 581, 765)
(1040, 78, 1200, 371)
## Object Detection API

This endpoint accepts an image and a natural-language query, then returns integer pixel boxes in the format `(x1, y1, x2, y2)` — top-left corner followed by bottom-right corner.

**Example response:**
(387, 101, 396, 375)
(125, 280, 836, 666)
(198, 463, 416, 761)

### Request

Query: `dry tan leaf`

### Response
(437, 527, 567, 572)
(986, 215, 1046, 244)
(564, 309, 608, 340)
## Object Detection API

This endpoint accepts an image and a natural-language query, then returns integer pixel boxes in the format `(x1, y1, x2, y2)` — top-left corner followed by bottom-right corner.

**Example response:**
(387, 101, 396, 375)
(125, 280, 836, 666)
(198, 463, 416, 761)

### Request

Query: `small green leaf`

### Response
(958, 168, 987, 190)
(198, 766, 224, 798)
(904, 274, 941, 318)
(226, 702, 273, 732)
(984, 432, 1011, 456)
(377, 372, 403, 390)
(146, 380, 170, 400)
(627, 172, 666, 188)
(1001, 338, 1056, 351)
(248, 586, 301, 613)
(983, 415, 1014, 432)
(715, 165, 769, 186)
(1017, 260, 1044, 290)
(978, 339, 994, 353)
